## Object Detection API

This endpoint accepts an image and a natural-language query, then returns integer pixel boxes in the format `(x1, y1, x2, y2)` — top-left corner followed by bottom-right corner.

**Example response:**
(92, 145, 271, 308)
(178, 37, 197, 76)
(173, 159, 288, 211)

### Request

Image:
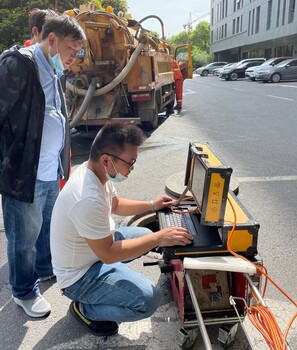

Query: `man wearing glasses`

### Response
(50, 122, 192, 336)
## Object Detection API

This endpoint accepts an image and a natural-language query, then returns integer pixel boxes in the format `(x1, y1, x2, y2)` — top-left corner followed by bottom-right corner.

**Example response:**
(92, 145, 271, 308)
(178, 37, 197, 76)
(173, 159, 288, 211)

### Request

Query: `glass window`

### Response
(288, 0, 295, 23)
(267, 0, 272, 30)
(255, 6, 260, 33)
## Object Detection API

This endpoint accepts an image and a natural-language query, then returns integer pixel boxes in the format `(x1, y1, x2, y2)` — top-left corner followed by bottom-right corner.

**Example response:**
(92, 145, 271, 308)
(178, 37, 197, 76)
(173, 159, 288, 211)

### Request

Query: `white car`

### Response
(195, 62, 228, 76)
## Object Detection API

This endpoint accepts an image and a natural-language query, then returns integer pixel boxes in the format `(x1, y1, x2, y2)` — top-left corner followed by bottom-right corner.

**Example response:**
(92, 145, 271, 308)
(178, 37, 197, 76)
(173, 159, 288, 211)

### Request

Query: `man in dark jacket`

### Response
(0, 15, 85, 318)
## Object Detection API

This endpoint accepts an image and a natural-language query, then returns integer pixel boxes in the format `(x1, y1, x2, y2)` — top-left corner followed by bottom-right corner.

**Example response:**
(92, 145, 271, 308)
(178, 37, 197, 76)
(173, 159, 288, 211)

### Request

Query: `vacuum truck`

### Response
(65, 5, 192, 130)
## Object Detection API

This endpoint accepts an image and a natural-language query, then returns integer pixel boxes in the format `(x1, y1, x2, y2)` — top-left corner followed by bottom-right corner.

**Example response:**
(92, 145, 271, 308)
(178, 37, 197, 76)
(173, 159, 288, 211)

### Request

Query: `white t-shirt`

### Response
(50, 163, 117, 289)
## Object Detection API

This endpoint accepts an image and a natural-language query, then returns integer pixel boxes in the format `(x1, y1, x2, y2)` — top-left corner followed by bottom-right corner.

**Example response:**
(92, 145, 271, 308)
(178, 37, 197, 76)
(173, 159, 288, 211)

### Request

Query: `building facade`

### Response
(210, 0, 297, 61)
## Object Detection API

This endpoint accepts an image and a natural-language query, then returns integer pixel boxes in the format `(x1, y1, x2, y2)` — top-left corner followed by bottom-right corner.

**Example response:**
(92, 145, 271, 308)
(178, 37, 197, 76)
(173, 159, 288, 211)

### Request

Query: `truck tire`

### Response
(142, 108, 159, 130)
(166, 99, 175, 115)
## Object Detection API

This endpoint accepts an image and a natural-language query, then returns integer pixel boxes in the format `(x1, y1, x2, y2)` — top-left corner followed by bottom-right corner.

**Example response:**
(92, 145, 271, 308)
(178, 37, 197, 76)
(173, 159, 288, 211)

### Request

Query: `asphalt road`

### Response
(0, 74, 296, 349)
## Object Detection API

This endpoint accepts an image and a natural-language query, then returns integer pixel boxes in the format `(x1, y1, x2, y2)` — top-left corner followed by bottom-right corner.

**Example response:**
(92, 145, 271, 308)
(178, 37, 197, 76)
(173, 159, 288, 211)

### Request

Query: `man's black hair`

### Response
(28, 8, 57, 33)
(90, 122, 145, 162)
(41, 15, 86, 41)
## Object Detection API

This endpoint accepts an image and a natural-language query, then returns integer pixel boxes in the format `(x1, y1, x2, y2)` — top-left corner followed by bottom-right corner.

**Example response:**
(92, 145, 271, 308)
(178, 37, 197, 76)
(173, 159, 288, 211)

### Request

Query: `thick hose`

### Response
(137, 15, 165, 40)
(69, 80, 97, 129)
(66, 41, 146, 98)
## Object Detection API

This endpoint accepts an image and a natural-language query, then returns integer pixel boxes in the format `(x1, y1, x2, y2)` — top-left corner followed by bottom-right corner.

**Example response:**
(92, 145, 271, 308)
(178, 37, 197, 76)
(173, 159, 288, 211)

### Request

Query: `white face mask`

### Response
(105, 159, 127, 183)
(48, 38, 65, 77)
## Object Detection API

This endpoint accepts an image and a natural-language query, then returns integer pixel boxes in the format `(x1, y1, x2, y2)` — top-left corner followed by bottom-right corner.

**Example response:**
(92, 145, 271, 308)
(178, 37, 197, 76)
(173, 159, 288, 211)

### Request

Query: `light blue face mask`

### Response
(105, 159, 127, 183)
(48, 39, 65, 78)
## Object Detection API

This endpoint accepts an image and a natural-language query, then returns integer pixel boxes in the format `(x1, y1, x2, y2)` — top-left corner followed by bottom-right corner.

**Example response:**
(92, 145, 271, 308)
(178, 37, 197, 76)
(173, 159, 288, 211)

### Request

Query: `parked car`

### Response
(195, 62, 228, 76)
(255, 58, 297, 82)
(245, 57, 292, 81)
(213, 63, 236, 76)
(220, 58, 266, 81)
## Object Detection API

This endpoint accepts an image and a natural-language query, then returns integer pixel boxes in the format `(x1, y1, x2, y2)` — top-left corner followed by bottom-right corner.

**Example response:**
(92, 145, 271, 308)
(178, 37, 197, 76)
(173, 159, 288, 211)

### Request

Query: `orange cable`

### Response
(227, 196, 297, 350)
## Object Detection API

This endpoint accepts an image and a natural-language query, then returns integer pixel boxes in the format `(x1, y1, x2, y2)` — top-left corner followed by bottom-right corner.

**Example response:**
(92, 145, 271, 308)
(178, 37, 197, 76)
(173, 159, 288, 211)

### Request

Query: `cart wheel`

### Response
(177, 327, 199, 350)
(218, 323, 238, 348)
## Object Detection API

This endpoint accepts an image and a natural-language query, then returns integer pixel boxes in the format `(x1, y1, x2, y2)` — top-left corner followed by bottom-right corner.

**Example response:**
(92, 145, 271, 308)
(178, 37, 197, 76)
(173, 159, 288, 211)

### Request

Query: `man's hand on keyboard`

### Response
(153, 195, 176, 211)
(156, 227, 193, 247)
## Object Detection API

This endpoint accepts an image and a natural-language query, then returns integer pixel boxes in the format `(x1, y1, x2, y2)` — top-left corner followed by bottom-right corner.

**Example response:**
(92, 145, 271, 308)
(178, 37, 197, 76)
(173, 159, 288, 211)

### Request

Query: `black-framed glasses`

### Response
(105, 153, 136, 170)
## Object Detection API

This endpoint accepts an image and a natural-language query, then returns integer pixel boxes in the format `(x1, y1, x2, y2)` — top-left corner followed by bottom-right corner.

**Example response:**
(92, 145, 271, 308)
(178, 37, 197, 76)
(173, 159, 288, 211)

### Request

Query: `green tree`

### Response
(101, 0, 128, 15)
(0, 0, 90, 52)
(190, 21, 210, 52)
(192, 47, 212, 68)
(170, 31, 189, 48)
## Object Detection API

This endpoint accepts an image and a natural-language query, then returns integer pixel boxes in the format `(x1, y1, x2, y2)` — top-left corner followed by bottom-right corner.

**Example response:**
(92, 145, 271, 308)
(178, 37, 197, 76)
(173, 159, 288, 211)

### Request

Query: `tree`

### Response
(190, 21, 210, 53)
(170, 31, 190, 48)
(0, 0, 130, 52)
(0, 1, 89, 52)
(101, 0, 128, 15)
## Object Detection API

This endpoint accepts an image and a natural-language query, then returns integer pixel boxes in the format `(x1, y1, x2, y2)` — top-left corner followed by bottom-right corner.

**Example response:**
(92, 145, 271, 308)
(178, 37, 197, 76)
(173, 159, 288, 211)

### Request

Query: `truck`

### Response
(66, 5, 192, 130)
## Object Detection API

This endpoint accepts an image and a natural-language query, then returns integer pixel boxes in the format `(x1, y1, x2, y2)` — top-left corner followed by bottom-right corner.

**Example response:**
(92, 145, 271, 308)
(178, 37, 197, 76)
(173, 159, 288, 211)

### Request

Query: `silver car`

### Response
(255, 58, 297, 82)
(195, 62, 228, 76)
(246, 57, 292, 81)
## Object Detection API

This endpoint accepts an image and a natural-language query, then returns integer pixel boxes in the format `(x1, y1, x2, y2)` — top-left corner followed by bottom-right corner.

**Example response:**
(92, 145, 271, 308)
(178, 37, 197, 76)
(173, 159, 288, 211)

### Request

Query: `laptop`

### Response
(157, 207, 223, 260)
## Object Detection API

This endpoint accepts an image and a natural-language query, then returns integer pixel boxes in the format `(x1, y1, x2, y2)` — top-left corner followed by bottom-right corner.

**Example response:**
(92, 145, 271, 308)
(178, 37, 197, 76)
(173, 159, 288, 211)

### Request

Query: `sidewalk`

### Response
(0, 114, 290, 350)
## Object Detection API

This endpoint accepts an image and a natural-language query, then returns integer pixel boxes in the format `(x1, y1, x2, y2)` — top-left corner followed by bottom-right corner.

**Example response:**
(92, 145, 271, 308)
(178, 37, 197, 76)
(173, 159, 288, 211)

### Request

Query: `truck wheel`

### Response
(166, 99, 175, 115)
(142, 108, 159, 130)
(201, 70, 209, 76)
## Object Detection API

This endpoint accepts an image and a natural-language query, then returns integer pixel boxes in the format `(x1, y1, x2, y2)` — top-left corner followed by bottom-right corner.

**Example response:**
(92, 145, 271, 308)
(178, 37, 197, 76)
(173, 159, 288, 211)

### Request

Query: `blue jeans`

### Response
(2, 179, 59, 299)
(63, 226, 161, 323)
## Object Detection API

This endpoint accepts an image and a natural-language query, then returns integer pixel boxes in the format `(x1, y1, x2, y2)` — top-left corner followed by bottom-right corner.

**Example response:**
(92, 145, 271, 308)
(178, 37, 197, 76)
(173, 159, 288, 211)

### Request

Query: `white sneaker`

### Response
(14, 294, 51, 318)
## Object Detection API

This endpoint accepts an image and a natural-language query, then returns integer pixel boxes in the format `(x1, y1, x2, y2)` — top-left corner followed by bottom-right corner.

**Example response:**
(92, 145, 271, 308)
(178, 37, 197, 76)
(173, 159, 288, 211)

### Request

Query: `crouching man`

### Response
(50, 122, 192, 336)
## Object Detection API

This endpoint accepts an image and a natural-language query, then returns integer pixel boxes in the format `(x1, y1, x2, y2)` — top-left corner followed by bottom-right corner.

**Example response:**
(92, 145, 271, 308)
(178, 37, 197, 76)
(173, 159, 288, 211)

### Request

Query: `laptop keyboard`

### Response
(164, 211, 197, 236)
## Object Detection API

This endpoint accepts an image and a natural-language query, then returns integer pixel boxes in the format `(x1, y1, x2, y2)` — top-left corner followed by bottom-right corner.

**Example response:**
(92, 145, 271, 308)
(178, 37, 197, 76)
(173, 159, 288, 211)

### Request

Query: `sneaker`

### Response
(14, 294, 51, 318)
(69, 301, 118, 336)
(173, 105, 182, 110)
(39, 274, 56, 282)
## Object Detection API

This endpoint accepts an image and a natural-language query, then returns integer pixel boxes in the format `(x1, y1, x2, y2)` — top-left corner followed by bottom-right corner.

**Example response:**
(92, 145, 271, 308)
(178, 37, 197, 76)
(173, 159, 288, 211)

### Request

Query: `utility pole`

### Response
(54, 0, 59, 11)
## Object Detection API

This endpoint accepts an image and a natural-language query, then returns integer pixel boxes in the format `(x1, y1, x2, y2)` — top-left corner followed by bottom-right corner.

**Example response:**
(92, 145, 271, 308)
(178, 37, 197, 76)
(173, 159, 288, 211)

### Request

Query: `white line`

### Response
(267, 95, 294, 101)
(183, 89, 197, 95)
(279, 84, 297, 88)
(237, 175, 297, 183)
(232, 88, 244, 91)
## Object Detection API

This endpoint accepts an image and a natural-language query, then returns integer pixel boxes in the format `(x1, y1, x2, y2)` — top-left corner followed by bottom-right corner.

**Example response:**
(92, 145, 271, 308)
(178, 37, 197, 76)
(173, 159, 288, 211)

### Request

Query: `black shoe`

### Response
(69, 301, 118, 336)
(173, 105, 182, 110)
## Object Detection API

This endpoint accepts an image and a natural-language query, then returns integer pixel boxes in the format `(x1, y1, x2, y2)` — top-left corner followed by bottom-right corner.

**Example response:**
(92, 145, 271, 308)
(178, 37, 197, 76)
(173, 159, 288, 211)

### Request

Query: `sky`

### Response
(126, 0, 210, 37)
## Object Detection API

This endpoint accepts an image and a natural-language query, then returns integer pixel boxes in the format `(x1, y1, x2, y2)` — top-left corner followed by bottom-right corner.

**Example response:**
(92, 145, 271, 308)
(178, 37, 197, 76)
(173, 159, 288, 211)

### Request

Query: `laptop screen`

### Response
(190, 154, 207, 211)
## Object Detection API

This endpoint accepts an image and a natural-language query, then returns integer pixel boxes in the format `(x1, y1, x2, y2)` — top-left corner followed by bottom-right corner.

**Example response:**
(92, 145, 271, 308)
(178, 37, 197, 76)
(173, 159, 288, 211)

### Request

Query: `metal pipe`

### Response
(244, 274, 266, 307)
(185, 271, 213, 350)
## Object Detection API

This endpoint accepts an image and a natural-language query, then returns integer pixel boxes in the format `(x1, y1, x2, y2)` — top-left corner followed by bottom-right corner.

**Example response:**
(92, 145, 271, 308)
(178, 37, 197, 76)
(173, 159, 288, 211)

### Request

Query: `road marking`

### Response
(237, 175, 297, 183)
(279, 84, 297, 88)
(232, 88, 244, 91)
(211, 84, 221, 87)
(267, 95, 294, 101)
(183, 89, 197, 95)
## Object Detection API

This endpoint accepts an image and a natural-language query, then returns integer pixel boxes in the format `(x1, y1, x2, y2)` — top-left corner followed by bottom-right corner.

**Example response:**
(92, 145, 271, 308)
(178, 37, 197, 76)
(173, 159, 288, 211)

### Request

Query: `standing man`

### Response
(24, 8, 57, 46)
(0, 15, 85, 318)
(50, 122, 193, 336)
(172, 59, 184, 111)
